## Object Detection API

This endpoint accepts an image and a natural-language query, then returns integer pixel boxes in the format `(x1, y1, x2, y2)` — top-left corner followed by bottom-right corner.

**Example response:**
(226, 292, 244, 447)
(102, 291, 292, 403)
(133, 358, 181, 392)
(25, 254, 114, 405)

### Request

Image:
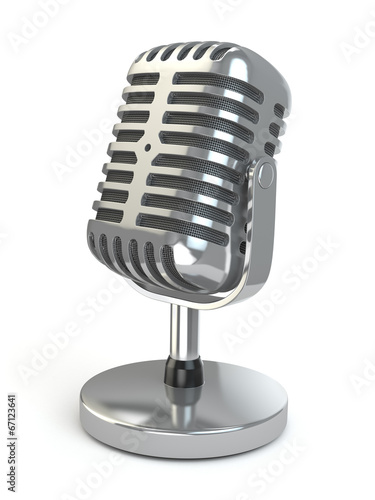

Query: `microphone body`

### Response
(81, 42, 292, 459)
(87, 41, 290, 308)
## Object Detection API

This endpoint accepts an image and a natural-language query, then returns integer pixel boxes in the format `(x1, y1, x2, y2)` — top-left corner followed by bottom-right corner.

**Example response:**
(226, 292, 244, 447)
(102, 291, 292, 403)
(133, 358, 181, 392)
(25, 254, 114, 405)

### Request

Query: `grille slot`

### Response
(116, 130, 144, 142)
(146, 46, 165, 61)
(113, 237, 131, 275)
(144, 242, 171, 287)
(99, 234, 114, 269)
(193, 45, 212, 60)
(134, 51, 146, 63)
(96, 208, 123, 223)
(173, 72, 263, 105)
(121, 111, 150, 123)
(130, 73, 160, 86)
(101, 190, 129, 204)
(274, 103, 285, 118)
(106, 170, 134, 184)
(161, 45, 180, 61)
(88, 232, 97, 257)
(169, 92, 258, 124)
(239, 241, 246, 254)
(147, 173, 238, 205)
(163, 112, 252, 143)
(161, 245, 201, 290)
(264, 142, 276, 157)
(137, 214, 229, 246)
(160, 131, 249, 162)
(111, 151, 137, 164)
(142, 193, 234, 226)
(210, 47, 232, 60)
(152, 153, 244, 185)
(129, 239, 149, 280)
(269, 123, 280, 138)
(177, 42, 196, 61)
(126, 92, 154, 104)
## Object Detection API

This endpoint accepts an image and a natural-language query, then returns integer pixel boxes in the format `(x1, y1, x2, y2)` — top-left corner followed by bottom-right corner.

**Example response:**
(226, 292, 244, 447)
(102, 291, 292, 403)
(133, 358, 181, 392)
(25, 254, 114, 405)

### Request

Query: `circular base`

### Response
(80, 360, 287, 459)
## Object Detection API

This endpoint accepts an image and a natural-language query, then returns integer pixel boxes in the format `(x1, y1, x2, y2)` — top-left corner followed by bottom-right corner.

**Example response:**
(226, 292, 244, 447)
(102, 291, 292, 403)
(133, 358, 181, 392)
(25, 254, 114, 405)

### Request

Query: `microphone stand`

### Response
(80, 304, 288, 458)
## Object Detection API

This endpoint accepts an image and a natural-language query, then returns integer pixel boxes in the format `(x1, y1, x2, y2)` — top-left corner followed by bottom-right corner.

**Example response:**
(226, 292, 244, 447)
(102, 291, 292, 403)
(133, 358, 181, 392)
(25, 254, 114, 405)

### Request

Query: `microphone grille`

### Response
(88, 41, 291, 300)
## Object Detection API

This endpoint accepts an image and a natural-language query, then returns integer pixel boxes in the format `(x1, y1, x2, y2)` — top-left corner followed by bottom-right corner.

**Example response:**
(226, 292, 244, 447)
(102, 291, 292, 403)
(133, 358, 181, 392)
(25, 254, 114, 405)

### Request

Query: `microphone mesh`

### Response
(141, 194, 234, 226)
(168, 92, 258, 123)
(152, 154, 244, 185)
(163, 112, 252, 142)
(173, 72, 263, 104)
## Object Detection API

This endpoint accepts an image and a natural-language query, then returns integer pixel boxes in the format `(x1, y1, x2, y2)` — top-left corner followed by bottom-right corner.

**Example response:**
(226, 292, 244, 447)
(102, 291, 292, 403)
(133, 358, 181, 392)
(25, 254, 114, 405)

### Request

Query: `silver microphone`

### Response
(81, 41, 291, 459)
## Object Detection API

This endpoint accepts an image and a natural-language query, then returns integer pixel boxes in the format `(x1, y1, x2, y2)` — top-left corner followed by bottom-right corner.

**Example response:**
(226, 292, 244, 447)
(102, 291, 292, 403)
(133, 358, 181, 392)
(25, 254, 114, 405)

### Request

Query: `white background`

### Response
(1, 0, 375, 498)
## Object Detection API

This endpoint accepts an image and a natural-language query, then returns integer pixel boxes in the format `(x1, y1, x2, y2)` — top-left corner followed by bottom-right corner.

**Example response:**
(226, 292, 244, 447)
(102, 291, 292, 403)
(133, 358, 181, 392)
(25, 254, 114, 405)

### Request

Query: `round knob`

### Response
(258, 162, 275, 189)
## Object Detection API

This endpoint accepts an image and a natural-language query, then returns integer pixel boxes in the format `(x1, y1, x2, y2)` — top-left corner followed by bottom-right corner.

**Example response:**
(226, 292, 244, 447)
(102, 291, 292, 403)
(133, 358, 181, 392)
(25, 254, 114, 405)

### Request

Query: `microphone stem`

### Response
(164, 305, 204, 388)
(170, 304, 199, 361)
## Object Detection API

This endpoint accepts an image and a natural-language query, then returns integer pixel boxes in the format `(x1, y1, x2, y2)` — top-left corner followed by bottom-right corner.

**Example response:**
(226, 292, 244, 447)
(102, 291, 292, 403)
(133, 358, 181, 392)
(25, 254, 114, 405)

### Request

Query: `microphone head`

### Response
(87, 42, 291, 309)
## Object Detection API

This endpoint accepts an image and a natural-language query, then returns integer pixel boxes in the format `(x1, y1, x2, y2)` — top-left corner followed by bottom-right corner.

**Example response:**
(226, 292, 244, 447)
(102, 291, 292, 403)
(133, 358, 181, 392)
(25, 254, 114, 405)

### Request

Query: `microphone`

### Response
(80, 41, 291, 459)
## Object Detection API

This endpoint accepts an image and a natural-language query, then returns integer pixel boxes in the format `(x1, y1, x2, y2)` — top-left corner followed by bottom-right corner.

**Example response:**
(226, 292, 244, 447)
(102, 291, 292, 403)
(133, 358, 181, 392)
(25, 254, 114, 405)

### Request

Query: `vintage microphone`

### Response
(80, 41, 291, 459)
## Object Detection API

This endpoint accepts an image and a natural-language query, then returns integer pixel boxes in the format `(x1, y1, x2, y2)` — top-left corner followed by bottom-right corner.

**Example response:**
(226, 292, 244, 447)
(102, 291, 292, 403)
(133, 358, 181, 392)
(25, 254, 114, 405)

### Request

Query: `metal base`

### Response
(80, 360, 287, 459)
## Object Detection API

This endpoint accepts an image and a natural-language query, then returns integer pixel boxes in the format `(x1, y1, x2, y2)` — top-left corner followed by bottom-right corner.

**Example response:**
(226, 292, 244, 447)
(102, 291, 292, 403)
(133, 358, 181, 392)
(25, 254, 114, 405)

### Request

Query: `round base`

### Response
(80, 360, 287, 459)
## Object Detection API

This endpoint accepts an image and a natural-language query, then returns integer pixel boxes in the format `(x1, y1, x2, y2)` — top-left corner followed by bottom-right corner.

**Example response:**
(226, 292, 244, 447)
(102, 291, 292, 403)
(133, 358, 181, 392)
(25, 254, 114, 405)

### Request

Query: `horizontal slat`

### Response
(160, 131, 249, 162)
(95, 208, 123, 223)
(121, 110, 150, 123)
(163, 111, 252, 143)
(129, 73, 160, 85)
(152, 153, 244, 185)
(142, 193, 234, 226)
(169, 91, 258, 124)
(116, 130, 145, 142)
(137, 214, 229, 246)
(269, 122, 280, 138)
(105, 170, 134, 183)
(125, 92, 154, 104)
(101, 189, 129, 204)
(274, 103, 285, 118)
(147, 173, 238, 205)
(264, 142, 276, 157)
(173, 72, 264, 104)
(110, 151, 137, 164)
